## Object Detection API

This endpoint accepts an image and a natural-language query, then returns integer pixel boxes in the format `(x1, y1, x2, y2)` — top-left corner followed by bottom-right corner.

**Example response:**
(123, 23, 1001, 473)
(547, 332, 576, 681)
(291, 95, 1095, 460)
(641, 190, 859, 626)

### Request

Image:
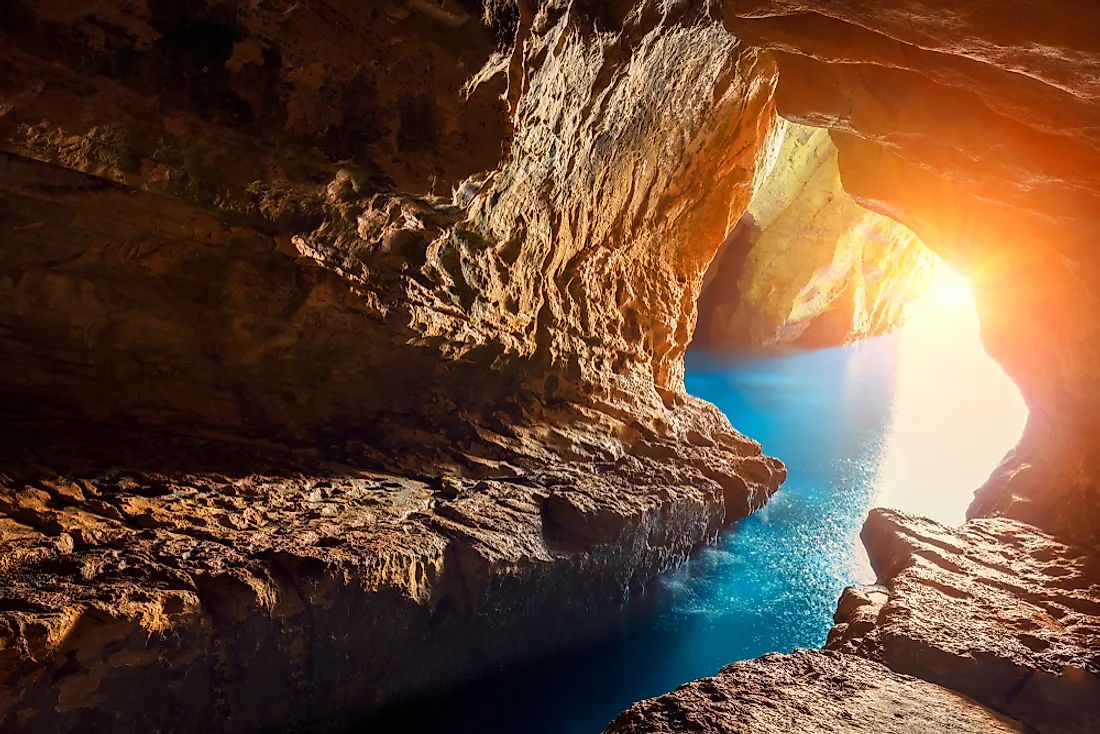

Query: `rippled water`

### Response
(364, 272, 1026, 734)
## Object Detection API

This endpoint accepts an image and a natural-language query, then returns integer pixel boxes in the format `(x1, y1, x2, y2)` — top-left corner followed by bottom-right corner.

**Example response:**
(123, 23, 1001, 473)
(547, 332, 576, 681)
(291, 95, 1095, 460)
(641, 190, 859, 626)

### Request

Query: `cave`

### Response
(1, 2, 1098, 734)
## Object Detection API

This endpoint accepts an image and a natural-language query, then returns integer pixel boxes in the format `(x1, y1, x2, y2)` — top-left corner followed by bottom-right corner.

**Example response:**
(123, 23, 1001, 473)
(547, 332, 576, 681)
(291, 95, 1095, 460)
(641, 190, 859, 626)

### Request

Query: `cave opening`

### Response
(6, 1, 1097, 731)
(358, 124, 1030, 734)
(690, 254, 1027, 522)
(689, 120, 1029, 527)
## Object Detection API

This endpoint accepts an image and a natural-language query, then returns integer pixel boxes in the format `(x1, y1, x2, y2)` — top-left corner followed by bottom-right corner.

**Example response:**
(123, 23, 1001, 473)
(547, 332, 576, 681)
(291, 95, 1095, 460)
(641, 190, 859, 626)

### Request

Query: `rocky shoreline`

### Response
(0, 412, 783, 733)
(606, 508, 1100, 734)
(3, 0, 1100, 731)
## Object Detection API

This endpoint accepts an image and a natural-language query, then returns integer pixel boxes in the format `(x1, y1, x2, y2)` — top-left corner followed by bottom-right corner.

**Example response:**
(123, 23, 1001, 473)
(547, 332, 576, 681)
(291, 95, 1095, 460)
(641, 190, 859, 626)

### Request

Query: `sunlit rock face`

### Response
(696, 122, 935, 347)
(723, 1, 1100, 544)
(828, 510, 1100, 734)
(0, 1, 786, 731)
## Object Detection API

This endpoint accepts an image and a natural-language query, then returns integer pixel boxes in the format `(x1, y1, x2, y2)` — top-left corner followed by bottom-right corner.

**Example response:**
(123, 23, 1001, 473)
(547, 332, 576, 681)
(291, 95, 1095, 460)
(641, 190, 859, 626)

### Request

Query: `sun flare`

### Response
(869, 255, 1028, 527)
(912, 259, 972, 314)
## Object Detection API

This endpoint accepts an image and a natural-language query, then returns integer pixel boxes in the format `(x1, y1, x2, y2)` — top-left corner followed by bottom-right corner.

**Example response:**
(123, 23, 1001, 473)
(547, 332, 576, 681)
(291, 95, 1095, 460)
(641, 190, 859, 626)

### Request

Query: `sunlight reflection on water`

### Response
(361, 260, 1028, 734)
(671, 258, 1027, 635)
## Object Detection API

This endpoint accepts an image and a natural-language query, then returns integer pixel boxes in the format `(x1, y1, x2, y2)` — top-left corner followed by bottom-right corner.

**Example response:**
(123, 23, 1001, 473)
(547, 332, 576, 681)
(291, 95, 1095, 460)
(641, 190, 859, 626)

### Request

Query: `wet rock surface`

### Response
(604, 648, 1024, 734)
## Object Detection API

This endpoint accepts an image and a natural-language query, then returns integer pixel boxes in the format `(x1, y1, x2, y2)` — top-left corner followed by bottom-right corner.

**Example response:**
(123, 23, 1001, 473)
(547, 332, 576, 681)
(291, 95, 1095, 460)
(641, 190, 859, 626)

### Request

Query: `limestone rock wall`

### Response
(605, 509, 1100, 734)
(723, 1, 1100, 544)
(827, 509, 1100, 734)
(696, 122, 936, 348)
(0, 1, 788, 730)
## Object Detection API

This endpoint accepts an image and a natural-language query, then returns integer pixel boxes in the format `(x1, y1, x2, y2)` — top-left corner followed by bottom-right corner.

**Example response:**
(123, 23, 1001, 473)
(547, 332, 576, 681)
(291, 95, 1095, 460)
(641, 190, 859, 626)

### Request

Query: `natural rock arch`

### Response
(0, 0, 1097, 731)
(723, 1, 1100, 545)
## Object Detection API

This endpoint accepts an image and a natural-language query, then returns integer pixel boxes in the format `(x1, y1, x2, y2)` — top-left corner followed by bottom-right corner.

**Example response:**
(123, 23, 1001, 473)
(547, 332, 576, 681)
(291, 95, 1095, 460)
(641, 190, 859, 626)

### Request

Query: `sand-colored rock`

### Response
(604, 648, 1024, 734)
(697, 123, 935, 347)
(828, 509, 1100, 734)
(0, 1, 787, 730)
(722, 0, 1100, 543)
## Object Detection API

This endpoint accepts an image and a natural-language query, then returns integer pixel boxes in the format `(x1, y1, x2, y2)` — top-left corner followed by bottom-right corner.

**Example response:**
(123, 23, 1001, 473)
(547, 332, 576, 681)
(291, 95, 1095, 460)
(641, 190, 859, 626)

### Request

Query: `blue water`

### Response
(364, 335, 921, 734)
(363, 281, 1030, 734)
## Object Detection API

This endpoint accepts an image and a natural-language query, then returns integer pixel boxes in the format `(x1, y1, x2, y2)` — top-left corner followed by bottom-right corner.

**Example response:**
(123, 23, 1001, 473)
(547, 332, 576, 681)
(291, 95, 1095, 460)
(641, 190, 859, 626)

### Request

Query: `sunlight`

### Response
(869, 257, 1029, 525)
(920, 263, 970, 310)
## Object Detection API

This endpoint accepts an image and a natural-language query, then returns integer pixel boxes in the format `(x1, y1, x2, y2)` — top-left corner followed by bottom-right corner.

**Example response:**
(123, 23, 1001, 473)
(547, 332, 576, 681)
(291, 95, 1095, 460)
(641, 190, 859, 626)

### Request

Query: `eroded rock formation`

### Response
(5, 0, 1100, 730)
(609, 510, 1100, 734)
(605, 648, 1025, 734)
(0, 1, 787, 731)
(723, 1, 1100, 544)
(829, 510, 1100, 734)
(696, 122, 935, 348)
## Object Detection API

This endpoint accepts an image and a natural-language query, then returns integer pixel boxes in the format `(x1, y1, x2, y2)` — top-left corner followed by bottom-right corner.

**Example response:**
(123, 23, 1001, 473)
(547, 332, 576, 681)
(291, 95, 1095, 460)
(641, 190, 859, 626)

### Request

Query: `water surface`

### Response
(364, 272, 1026, 733)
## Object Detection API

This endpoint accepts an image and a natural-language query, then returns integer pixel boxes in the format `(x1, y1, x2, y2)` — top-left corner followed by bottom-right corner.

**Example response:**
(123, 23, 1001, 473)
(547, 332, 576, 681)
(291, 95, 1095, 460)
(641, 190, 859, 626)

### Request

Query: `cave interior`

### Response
(1, 1, 1099, 733)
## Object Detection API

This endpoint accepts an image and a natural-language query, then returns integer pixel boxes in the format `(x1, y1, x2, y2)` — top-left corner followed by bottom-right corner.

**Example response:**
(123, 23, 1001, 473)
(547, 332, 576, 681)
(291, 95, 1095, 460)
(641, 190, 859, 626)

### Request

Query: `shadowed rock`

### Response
(604, 648, 1024, 734)
(0, 1, 786, 730)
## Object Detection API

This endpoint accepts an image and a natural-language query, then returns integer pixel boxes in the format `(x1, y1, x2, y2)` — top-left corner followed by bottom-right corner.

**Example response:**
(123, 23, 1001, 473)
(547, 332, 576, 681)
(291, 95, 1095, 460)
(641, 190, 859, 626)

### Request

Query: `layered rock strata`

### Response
(723, 0, 1100, 544)
(604, 648, 1025, 734)
(0, 1, 788, 731)
(606, 510, 1100, 734)
(829, 509, 1100, 734)
(696, 123, 935, 348)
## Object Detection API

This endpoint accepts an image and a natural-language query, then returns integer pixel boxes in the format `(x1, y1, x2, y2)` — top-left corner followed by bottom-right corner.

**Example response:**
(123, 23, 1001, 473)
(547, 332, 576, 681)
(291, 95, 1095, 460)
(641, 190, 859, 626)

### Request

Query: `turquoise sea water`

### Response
(364, 284, 1026, 734)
